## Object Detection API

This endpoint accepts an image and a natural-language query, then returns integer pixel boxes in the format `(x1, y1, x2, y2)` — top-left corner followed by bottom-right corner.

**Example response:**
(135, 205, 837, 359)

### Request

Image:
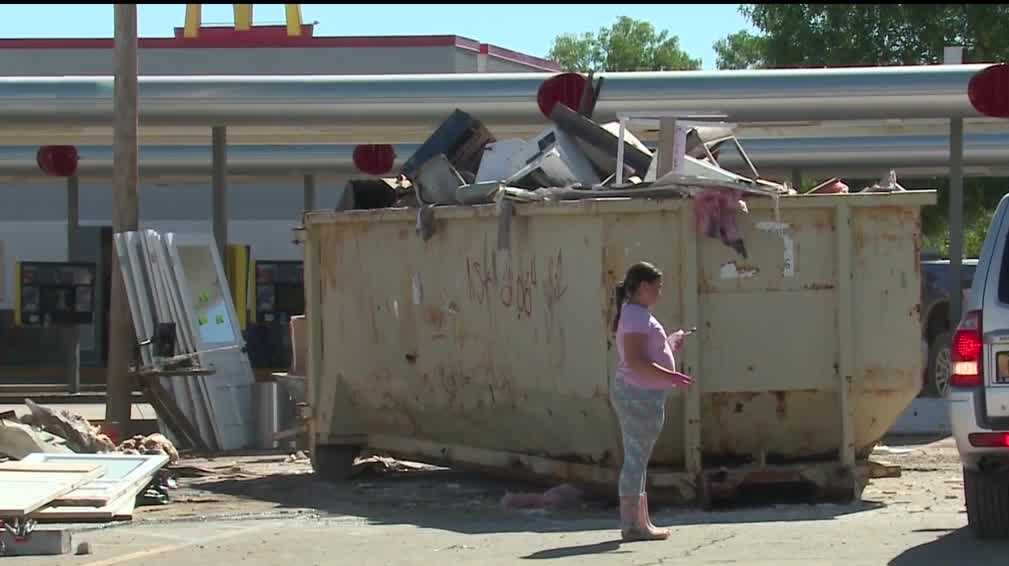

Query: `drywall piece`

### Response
(21, 452, 168, 508)
(0, 419, 72, 459)
(0, 461, 104, 517)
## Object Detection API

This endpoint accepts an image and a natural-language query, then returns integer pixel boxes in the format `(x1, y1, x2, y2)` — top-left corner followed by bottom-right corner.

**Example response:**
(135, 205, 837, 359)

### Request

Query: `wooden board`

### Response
(20, 453, 168, 508)
(0, 464, 104, 517)
(0, 462, 99, 473)
(32, 474, 145, 522)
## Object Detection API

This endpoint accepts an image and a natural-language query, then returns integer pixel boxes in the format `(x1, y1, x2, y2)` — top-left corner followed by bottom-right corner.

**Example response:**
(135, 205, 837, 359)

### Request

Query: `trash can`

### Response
(254, 382, 280, 450)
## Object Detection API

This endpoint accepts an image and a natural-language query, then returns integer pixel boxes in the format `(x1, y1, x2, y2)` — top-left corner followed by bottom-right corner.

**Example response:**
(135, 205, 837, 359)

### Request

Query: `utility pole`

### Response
(107, 4, 139, 435)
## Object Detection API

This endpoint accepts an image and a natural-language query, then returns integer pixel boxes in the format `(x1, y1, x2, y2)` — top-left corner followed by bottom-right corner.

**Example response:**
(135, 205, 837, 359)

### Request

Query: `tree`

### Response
(714, 4, 1009, 258)
(715, 4, 1009, 70)
(548, 16, 701, 72)
(713, 30, 766, 70)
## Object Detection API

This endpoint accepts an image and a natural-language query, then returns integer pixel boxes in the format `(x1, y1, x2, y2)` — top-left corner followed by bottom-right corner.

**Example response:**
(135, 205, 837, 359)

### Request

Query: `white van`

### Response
(949, 194, 1009, 539)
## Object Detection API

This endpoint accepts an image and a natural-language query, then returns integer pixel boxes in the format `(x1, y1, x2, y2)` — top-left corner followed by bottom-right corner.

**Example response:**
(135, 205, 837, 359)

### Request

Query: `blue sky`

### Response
(0, 4, 754, 69)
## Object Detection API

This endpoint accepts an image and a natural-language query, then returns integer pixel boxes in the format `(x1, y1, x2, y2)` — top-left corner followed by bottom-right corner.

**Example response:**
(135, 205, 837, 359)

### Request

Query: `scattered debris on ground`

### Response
(117, 433, 180, 464)
(501, 483, 584, 511)
(22, 399, 116, 454)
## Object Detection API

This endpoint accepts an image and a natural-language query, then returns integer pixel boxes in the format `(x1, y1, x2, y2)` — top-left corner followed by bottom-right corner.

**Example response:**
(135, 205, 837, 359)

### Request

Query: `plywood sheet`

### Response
(0, 463, 103, 517)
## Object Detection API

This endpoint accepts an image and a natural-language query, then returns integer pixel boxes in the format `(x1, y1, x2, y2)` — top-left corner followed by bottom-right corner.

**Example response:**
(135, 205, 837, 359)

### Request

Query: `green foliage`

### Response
(715, 5, 1009, 256)
(718, 4, 1009, 69)
(919, 177, 1009, 259)
(548, 16, 701, 72)
(713, 30, 767, 70)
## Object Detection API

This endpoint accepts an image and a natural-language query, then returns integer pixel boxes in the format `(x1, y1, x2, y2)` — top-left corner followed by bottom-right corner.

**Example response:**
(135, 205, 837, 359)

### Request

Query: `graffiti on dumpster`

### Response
(542, 249, 568, 335)
(464, 244, 565, 322)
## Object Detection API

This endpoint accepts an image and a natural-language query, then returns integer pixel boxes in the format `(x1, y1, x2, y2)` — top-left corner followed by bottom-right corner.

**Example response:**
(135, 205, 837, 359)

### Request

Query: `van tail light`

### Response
(969, 432, 1009, 448)
(952, 310, 983, 388)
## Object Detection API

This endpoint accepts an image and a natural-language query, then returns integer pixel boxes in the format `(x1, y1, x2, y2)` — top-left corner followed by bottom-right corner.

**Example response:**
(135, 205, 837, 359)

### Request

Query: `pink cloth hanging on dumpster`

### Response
(695, 189, 747, 258)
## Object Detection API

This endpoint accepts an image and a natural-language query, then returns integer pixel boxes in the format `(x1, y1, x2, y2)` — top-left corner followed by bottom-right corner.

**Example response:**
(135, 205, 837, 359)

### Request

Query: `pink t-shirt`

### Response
(615, 302, 678, 390)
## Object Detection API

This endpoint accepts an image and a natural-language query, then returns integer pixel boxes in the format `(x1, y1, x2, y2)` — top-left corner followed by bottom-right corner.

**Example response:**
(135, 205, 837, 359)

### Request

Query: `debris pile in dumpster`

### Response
(335, 75, 803, 254)
(337, 74, 913, 256)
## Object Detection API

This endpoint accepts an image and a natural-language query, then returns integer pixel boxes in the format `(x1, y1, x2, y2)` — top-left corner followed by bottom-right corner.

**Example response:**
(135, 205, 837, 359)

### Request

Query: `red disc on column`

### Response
(352, 144, 396, 176)
(537, 72, 588, 118)
(37, 145, 79, 177)
(968, 63, 1009, 118)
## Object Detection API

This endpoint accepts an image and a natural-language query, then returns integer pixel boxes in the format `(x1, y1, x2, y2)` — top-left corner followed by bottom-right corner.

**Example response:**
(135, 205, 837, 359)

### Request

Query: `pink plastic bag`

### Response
(695, 189, 747, 258)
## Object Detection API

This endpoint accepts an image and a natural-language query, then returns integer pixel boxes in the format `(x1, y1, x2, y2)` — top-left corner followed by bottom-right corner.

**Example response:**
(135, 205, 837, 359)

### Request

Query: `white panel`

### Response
(166, 232, 255, 450)
(21, 452, 168, 507)
(0, 463, 103, 517)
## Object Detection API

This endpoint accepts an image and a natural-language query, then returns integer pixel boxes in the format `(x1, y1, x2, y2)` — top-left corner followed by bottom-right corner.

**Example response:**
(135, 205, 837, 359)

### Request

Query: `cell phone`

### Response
(683, 327, 698, 336)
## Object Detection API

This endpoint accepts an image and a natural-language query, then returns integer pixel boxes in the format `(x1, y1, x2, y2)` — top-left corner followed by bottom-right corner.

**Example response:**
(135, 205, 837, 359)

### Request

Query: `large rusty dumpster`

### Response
(301, 191, 934, 502)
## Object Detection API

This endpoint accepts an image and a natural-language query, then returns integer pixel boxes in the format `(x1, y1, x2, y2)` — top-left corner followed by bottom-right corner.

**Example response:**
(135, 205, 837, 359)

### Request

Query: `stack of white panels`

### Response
(114, 230, 254, 451)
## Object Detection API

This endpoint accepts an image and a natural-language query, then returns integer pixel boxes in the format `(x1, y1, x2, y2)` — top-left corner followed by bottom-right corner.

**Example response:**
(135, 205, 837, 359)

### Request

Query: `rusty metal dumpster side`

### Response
(304, 191, 935, 499)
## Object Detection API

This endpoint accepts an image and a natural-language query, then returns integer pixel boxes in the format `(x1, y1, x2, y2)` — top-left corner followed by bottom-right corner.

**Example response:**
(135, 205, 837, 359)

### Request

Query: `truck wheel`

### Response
(313, 445, 362, 482)
(925, 331, 953, 397)
(965, 467, 1009, 539)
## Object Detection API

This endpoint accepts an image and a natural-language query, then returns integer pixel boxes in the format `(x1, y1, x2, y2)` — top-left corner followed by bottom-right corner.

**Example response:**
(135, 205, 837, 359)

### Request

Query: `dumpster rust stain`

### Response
(320, 226, 350, 291)
(368, 297, 381, 345)
(708, 390, 816, 424)
(424, 306, 446, 329)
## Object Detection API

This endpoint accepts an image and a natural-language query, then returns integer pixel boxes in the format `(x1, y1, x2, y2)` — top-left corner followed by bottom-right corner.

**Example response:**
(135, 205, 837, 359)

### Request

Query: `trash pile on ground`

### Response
(501, 482, 584, 512)
(0, 401, 174, 555)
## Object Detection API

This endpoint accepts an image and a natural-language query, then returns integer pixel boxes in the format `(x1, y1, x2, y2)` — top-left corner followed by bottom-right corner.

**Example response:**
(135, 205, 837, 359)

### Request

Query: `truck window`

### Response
(999, 230, 1009, 304)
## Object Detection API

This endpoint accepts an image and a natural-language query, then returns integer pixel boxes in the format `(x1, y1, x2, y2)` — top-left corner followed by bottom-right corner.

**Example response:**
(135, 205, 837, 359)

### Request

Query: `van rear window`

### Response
(1000, 230, 1009, 303)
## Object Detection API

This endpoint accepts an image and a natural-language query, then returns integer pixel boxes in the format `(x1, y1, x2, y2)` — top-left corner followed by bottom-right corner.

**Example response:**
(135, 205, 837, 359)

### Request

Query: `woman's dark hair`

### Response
(612, 261, 663, 332)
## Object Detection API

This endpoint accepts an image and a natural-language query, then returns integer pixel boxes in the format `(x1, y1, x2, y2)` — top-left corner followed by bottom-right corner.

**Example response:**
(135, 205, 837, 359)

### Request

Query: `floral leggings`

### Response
(610, 377, 668, 497)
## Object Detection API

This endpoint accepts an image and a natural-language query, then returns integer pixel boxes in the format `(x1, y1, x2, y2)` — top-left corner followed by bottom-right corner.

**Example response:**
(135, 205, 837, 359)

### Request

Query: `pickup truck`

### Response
(921, 256, 979, 397)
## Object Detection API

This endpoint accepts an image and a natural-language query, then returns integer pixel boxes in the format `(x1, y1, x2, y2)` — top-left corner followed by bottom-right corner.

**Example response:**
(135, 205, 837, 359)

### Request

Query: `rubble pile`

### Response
(339, 79, 909, 257)
(339, 84, 798, 256)
(0, 400, 175, 531)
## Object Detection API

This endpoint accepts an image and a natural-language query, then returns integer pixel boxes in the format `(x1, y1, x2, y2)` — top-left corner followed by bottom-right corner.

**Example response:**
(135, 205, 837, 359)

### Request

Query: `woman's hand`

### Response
(669, 371, 693, 387)
(667, 330, 687, 353)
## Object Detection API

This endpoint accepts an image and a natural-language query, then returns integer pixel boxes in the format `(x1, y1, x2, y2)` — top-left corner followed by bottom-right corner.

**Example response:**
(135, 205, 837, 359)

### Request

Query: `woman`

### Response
(611, 261, 693, 541)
